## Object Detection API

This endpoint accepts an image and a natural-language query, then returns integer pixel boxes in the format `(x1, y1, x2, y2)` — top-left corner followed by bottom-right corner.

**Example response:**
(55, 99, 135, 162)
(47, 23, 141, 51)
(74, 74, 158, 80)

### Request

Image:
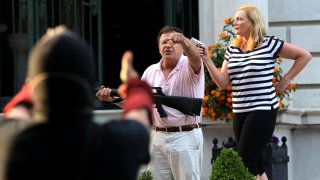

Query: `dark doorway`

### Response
(0, 0, 199, 111)
(0, 1, 14, 96)
(100, 1, 164, 88)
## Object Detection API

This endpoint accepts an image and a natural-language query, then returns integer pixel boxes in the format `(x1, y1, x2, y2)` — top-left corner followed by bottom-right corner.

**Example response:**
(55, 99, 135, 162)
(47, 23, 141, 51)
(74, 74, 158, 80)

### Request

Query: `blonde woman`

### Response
(199, 5, 312, 180)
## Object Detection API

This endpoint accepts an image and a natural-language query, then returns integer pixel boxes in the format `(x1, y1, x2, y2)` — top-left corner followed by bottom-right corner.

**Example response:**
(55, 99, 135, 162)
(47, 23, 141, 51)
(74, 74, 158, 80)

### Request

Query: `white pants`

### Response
(148, 128, 203, 180)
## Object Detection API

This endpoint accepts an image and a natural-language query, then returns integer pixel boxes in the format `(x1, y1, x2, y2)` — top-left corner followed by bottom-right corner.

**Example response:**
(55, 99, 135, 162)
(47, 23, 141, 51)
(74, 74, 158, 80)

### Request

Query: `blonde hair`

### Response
(232, 5, 267, 50)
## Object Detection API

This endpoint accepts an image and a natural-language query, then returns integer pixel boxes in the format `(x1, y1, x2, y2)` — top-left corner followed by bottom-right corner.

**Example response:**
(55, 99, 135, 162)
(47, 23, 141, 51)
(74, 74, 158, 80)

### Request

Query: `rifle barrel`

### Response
(96, 87, 202, 117)
(95, 87, 119, 96)
(110, 89, 119, 97)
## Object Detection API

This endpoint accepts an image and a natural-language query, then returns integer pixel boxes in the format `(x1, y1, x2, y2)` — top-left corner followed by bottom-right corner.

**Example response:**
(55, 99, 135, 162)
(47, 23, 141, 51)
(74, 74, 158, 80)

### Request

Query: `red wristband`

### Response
(3, 83, 33, 118)
(122, 78, 153, 125)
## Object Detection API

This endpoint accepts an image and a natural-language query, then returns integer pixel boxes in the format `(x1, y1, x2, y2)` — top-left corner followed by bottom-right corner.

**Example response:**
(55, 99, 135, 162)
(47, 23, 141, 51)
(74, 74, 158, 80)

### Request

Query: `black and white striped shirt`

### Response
(225, 36, 284, 113)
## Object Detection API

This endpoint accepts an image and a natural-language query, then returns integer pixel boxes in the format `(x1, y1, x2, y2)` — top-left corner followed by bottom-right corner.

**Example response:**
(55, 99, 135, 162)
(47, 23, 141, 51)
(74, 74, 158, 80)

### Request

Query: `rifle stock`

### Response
(154, 95, 202, 117)
(96, 87, 203, 118)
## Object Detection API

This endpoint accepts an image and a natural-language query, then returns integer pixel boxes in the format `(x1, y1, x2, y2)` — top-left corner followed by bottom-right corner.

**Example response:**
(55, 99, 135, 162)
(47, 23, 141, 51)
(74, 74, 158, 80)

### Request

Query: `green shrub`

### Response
(210, 148, 255, 180)
(139, 170, 153, 180)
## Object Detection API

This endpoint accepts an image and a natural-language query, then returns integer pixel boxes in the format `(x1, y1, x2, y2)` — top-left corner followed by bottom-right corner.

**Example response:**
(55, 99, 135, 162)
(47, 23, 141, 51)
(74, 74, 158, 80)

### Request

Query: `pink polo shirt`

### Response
(141, 54, 204, 127)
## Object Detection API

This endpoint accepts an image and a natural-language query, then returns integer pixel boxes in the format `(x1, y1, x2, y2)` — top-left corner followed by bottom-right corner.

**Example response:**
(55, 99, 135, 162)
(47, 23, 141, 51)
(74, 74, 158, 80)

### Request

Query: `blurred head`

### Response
(157, 26, 184, 62)
(27, 25, 95, 121)
(232, 5, 267, 49)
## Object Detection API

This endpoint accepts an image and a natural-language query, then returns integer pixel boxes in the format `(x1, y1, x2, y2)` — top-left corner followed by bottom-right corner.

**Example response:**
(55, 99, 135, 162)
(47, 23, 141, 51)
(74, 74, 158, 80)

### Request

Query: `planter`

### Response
(262, 137, 289, 180)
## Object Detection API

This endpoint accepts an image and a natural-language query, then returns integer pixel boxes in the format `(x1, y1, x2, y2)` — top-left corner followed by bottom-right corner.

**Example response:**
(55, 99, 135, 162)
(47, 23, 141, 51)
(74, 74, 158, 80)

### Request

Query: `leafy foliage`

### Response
(273, 57, 297, 108)
(210, 148, 255, 180)
(139, 170, 153, 180)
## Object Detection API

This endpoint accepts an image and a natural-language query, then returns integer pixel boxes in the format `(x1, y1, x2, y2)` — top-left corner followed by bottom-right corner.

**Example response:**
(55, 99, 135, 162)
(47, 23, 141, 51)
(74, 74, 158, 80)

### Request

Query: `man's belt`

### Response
(153, 123, 202, 132)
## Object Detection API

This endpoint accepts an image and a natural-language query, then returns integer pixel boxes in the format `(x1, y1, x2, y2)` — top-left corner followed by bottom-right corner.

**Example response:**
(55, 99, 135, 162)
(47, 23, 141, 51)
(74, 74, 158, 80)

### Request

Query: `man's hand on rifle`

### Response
(95, 51, 153, 128)
(96, 50, 139, 103)
(96, 86, 119, 103)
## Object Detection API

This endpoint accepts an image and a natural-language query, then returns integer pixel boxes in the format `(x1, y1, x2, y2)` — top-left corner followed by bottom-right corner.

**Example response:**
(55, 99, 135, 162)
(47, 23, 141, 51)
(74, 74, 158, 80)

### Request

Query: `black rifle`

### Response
(97, 87, 203, 118)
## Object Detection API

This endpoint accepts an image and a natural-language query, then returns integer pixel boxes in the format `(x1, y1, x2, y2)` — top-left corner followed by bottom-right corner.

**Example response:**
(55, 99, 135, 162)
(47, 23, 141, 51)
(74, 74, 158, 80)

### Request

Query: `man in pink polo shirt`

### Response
(97, 25, 204, 180)
(143, 25, 204, 180)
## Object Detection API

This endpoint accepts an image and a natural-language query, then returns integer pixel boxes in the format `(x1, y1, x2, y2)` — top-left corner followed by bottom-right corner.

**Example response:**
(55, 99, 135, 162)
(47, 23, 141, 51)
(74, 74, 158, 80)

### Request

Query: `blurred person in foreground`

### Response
(0, 119, 31, 180)
(0, 51, 34, 180)
(198, 5, 312, 180)
(4, 25, 153, 180)
(97, 25, 204, 180)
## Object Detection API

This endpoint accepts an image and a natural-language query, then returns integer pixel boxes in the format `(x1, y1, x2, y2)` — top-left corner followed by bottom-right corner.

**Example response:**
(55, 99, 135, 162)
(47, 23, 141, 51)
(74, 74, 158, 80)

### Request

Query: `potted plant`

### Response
(139, 169, 153, 180)
(210, 147, 255, 180)
(262, 135, 289, 180)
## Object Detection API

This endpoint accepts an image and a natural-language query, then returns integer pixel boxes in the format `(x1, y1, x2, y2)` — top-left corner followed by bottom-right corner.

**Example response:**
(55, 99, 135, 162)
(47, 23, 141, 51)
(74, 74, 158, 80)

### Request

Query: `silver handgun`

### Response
(191, 37, 204, 47)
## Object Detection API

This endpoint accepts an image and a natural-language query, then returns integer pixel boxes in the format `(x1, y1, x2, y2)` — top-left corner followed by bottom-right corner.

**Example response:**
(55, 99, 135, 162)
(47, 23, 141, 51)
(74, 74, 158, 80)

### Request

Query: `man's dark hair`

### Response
(157, 26, 183, 44)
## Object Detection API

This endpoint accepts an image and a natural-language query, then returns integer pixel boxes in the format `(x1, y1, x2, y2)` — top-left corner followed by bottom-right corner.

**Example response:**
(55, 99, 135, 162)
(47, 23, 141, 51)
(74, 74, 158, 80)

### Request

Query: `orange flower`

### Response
(224, 17, 233, 25)
(202, 110, 207, 116)
(210, 90, 216, 95)
(272, 76, 277, 83)
(274, 66, 279, 72)
(221, 32, 226, 39)
(226, 113, 233, 120)
(209, 109, 215, 117)
(202, 107, 208, 113)
(208, 51, 213, 58)
(288, 83, 297, 90)
(293, 84, 297, 89)
(208, 45, 214, 50)
(224, 18, 229, 25)
(279, 100, 283, 109)
(215, 92, 221, 97)
(226, 85, 231, 91)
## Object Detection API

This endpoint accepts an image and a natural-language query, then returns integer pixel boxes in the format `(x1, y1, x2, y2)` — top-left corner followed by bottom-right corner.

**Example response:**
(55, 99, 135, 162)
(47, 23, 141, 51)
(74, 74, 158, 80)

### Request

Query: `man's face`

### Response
(158, 32, 183, 61)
